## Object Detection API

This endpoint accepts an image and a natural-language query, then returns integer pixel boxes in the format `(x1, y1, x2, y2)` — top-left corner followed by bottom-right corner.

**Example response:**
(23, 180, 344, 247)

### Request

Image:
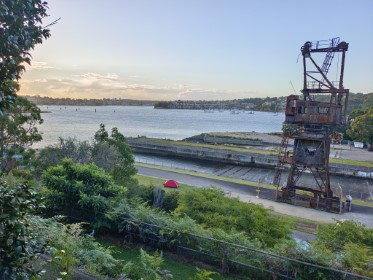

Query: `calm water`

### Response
(35, 106, 284, 148)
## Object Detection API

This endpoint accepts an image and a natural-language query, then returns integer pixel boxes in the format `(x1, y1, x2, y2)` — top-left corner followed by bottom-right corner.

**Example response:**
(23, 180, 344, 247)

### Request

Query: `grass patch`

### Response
(133, 174, 191, 191)
(270, 212, 330, 234)
(350, 198, 373, 208)
(131, 137, 277, 155)
(97, 237, 228, 280)
(330, 158, 373, 168)
(206, 132, 262, 141)
(268, 132, 283, 136)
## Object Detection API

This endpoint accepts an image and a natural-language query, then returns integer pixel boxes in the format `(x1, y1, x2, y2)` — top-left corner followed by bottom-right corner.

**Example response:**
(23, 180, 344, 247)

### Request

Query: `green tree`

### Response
(32, 126, 138, 184)
(347, 105, 373, 148)
(0, 96, 43, 170)
(0, 0, 55, 114)
(42, 158, 127, 228)
(32, 137, 92, 179)
(93, 124, 137, 184)
(348, 109, 365, 121)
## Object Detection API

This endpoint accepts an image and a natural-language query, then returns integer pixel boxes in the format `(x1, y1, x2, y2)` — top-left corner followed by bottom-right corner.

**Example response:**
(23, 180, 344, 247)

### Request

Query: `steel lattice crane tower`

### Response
(273, 38, 349, 212)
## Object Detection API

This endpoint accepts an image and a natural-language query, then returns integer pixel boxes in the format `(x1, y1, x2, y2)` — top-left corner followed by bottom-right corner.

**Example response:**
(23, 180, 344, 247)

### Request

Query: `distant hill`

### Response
(345, 92, 373, 113)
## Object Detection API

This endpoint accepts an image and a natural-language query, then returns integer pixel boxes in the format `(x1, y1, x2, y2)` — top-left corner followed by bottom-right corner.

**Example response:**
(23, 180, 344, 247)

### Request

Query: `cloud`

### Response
(73, 72, 119, 81)
(24, 61, 55, 71)
(19, 71, 256, 100)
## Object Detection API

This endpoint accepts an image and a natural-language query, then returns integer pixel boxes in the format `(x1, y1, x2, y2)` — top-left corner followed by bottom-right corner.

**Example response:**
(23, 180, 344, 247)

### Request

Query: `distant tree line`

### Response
(153, 92, 373, 113)
(23, 92, 373, 113)
(23, 95, 157, 106)
(154, 97, 283, 111)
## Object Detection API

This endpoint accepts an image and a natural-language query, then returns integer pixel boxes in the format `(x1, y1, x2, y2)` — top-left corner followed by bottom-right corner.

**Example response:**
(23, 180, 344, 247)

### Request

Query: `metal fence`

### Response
(120, 218, 372, 280)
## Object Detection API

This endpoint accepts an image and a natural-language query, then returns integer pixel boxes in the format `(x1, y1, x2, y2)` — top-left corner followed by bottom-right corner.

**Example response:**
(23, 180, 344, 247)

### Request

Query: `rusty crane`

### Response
(273, 38, 349, 212)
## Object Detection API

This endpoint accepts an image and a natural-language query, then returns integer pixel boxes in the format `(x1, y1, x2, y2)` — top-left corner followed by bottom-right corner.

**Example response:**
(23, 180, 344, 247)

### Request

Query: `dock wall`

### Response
(127, 140, 373, 179)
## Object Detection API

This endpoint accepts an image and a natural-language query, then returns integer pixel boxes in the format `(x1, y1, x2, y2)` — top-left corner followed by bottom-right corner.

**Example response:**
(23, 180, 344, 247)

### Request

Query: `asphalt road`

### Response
(136, 165, 373, 227)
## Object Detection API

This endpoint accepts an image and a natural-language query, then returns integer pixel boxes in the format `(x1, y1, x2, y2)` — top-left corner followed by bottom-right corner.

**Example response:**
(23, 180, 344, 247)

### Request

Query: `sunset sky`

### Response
(19, 0, 373, 100)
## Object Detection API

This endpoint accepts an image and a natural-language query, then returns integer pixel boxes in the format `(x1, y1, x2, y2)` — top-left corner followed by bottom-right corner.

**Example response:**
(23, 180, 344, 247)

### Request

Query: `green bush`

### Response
(175, 188, 289, 247)
(42, 158, 127, 228)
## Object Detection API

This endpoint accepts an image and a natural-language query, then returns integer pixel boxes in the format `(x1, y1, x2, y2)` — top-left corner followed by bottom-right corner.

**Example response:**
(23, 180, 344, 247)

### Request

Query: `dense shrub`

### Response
(42, 158, 127, 228)
(316, 220, 373, 251)
(175, 188, 289, 247)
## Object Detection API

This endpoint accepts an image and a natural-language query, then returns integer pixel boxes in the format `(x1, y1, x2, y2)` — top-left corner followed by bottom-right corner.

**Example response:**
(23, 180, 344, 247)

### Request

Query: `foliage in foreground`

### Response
(30, 216, 176, 279)
(30, 217, 125, 278)
(0, 179, 41, 279)
(0, 0, 53, 113)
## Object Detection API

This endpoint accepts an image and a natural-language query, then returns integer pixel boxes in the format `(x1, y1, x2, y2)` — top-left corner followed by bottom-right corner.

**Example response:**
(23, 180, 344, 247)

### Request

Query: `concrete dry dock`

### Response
(127, 138, 373, 179)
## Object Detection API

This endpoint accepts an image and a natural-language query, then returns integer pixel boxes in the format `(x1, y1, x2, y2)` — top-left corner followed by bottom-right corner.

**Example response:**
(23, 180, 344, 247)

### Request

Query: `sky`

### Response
(19, 0, 373, 101)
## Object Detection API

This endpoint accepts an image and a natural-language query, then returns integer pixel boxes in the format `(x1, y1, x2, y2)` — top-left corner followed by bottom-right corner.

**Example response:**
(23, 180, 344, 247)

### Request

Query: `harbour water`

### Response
(36, 105, 284, 148)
